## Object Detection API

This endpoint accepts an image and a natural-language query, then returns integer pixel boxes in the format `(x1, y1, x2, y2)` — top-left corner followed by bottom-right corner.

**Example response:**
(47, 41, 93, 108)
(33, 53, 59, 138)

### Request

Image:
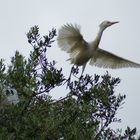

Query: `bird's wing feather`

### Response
(57, 24, 87, 55)
(89, 48, 140, 69)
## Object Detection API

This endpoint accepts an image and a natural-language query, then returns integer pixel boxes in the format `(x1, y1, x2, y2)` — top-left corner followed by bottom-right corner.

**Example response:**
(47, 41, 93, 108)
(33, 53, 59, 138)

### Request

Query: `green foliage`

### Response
(0, 26, 139, 140)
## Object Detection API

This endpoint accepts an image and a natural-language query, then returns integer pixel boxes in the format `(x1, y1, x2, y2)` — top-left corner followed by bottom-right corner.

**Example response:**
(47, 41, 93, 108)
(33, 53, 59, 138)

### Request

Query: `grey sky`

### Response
(0, 0, 140, 131)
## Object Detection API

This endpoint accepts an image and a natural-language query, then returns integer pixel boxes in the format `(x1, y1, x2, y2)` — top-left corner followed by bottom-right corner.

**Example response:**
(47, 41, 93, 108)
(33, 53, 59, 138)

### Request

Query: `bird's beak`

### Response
(111, 21, 119, 25)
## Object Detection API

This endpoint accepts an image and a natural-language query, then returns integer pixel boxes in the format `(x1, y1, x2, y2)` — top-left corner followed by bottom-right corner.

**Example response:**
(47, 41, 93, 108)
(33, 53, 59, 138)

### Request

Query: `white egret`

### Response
(57, 21, 140, 74)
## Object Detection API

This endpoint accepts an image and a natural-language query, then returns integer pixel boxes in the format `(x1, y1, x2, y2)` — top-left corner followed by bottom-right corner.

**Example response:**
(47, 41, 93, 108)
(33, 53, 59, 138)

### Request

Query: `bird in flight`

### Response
(57, 21, 140, 74)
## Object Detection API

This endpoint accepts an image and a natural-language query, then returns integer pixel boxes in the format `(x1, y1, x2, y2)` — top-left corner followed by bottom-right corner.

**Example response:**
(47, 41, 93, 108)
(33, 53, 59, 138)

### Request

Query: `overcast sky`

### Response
(0, 0, 140, 131)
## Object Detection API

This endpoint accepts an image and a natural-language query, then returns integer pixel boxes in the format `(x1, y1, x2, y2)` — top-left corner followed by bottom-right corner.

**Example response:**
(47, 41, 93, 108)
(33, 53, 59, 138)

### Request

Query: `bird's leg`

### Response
(80, 63, 86, 77)
(76, 64, 86, 92)
(63, 65, 75, 86)
(68, 65, 74, 80)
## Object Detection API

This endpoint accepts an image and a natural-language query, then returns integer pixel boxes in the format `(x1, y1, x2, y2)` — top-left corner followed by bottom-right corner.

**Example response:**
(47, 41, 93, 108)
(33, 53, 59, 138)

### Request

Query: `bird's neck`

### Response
(92, 27, 105, 50)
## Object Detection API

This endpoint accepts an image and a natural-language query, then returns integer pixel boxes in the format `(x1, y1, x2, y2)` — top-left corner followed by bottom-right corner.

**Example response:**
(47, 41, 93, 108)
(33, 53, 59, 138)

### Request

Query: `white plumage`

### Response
(57, 21, 140, 73)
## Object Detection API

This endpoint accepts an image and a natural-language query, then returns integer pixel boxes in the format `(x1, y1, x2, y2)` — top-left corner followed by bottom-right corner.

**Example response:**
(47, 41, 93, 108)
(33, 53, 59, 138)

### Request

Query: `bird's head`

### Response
(99, 20, 119, 30)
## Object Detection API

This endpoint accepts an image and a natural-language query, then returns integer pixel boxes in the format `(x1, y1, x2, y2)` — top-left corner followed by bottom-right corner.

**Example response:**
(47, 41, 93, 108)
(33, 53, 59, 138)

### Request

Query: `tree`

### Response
(0, 25, 139, 140)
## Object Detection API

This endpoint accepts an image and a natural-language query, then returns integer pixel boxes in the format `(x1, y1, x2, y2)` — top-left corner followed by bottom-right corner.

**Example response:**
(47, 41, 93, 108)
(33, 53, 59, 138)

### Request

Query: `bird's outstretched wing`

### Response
(89, 49, 140, 69)
(57, 24, 88, 55)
